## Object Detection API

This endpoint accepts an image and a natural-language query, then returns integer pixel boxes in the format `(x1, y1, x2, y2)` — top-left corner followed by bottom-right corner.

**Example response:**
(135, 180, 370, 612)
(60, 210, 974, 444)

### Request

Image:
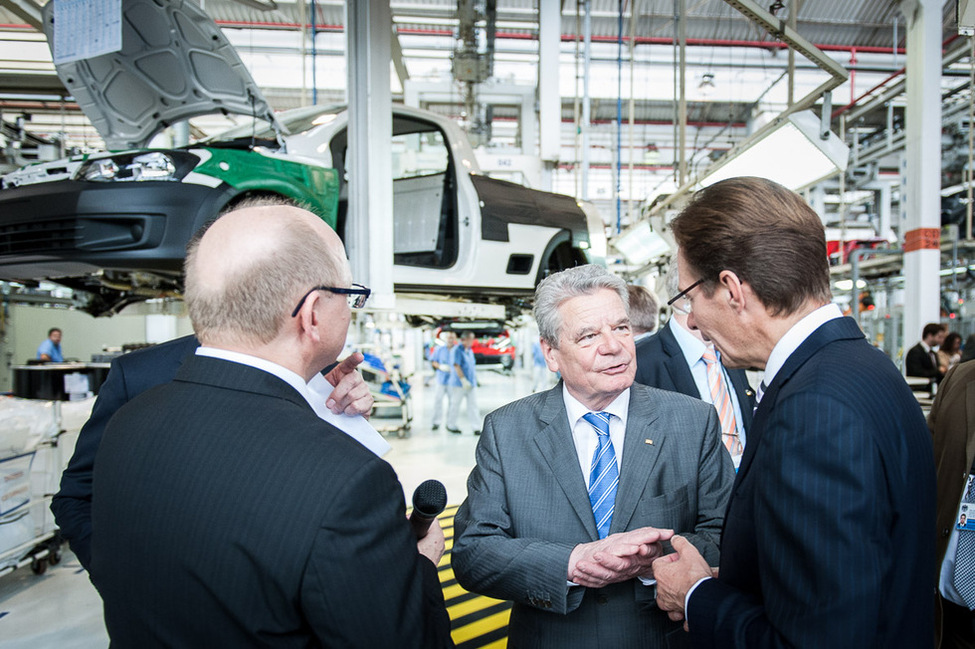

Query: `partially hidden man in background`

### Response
(36, 327, 63, 362)
(88, 203, 452, 647)
(634, 258, 753, 469)
(452, 263, 734, 648)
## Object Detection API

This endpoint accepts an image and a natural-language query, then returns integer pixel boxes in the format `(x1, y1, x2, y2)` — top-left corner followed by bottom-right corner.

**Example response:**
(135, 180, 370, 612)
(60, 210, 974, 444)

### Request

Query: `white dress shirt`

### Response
(562, 385, 654, 586)
(562, 384, 629, 487)
(669, 319, 747, 449)
(195, 347, 390, 457)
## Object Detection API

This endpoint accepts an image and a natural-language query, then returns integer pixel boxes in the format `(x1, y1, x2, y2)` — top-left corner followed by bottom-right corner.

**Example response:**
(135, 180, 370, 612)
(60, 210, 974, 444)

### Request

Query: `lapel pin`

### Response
(645, 439, 653, 445)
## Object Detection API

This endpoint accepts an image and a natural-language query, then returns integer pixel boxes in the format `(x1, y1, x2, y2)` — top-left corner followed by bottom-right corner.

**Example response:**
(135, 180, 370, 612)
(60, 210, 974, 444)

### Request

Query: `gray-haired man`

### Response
(452, 263, 734, 648)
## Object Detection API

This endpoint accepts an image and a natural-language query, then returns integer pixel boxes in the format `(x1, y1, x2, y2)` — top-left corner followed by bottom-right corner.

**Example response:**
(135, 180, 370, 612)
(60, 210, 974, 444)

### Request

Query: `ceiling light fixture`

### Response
(612, 221, 672, 266)
(696, 110, 849, 192)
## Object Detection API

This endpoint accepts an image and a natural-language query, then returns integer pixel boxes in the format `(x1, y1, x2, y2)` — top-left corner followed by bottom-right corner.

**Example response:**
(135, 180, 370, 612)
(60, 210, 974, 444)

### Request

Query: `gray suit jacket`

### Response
(452, 382, 735, 649)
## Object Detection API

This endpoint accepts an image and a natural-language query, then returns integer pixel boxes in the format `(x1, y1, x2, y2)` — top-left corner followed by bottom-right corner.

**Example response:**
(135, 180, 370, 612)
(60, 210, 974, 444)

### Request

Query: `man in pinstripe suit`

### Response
(90, 204, 451, 647)
(652, 177, 935, 648)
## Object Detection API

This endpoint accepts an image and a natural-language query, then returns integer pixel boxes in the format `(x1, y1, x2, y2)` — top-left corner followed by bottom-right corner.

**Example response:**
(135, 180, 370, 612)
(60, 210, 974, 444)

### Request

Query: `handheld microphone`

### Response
(410, 479, 447, 539)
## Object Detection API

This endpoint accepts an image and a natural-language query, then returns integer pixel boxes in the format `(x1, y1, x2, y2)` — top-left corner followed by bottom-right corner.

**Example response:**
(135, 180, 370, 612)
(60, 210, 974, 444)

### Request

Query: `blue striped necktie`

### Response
(583, 411, 619, 539)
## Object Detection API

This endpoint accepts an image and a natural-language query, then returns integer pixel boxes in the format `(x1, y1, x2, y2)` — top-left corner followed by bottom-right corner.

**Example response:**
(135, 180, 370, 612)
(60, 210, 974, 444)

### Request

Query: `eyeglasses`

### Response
(291, 283, 371, 317)
(666, 277, 705, 314)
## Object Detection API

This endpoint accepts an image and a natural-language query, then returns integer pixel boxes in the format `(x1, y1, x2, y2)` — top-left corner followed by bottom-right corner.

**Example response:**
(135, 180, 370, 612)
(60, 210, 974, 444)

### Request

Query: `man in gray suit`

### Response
(452, 264, 735, 648)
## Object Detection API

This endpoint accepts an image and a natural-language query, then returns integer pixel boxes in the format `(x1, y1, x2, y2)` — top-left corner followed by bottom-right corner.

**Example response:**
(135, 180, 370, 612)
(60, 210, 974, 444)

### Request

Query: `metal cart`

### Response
(359, 351, 413, 438)
(0, 399, 67, 579)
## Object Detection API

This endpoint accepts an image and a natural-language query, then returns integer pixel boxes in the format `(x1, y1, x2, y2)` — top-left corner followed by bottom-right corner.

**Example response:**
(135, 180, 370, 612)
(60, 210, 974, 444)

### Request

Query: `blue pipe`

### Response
(616, 0, 623, 234)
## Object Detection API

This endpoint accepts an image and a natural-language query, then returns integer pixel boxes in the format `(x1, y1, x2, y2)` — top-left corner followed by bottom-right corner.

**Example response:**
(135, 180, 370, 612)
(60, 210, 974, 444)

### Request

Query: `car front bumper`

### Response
(0, 179, 233, 280)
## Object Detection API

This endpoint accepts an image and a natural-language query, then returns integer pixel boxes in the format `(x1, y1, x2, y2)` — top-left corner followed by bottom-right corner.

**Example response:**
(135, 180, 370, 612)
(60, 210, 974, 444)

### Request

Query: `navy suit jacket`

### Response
(51, 334, 199, 570)
(687, 317, 935, 648)
(634, 323, 754, 433)
(91, 355, 451, 647)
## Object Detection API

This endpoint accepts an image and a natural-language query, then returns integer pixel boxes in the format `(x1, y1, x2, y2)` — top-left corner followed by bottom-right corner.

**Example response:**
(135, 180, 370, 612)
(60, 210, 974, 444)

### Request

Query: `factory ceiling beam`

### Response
(0, 0, 42, 30)
(639, 0, 850, 219)
(391, 25, 410, 87)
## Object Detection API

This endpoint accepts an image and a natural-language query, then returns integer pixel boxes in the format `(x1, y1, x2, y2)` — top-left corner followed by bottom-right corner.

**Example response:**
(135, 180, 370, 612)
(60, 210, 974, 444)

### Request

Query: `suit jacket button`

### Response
(943, 527, 950, 537)
(596, 595, 608, 605)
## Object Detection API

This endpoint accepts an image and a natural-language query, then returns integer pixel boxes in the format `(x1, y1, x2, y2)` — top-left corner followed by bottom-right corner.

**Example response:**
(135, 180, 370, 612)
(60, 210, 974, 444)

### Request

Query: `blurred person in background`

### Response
(626, 284, 659, 342)
(939, 332, 963, 373)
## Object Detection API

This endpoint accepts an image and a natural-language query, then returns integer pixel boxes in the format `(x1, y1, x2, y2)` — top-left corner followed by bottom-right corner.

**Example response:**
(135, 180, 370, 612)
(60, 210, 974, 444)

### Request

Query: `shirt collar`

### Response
(763, 303, 843, 387)
(562, 383, 630, 425)
(195, 346, 309, 397)
(668, 317, 707, 366)
(195, 347, 392, 458)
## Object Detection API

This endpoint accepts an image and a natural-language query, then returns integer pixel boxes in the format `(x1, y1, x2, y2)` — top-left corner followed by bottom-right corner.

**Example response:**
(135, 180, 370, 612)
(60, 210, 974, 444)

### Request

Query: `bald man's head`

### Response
(185, 204, 348, 347)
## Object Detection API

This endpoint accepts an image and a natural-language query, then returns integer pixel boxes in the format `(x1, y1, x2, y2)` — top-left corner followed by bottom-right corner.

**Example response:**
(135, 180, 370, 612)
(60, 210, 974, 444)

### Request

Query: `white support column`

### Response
(520, 92, 536, 158)
(877, 181, 893, 240)
(900, 0, 942, 353)
(581, 0, 592, 201)
(538, 0, 560, 191)
(346, 0, 394, 307)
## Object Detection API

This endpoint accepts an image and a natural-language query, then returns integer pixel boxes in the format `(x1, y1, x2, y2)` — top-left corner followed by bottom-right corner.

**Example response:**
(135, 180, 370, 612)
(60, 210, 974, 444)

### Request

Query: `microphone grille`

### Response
(412, 479, 447, 517)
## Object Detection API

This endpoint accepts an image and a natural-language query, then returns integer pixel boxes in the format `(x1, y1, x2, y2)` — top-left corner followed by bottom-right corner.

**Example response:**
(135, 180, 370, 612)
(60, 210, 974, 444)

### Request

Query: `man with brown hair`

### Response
(906, 322, 948, 386)
(652, 176, 934, 647)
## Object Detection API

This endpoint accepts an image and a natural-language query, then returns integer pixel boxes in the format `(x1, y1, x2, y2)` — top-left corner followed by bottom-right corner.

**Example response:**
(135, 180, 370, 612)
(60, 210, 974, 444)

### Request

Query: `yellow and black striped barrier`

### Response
(437, 505, 512, 649)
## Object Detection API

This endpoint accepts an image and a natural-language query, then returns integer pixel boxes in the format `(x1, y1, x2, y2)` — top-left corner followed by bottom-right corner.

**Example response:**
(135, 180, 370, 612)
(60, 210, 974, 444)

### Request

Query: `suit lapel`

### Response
(611, 385, 662, 533)
(661, 325, 701, 397)
(728, 369, 755, 430)
(734, 317, 863, 486)
(533, 384, 601, 540)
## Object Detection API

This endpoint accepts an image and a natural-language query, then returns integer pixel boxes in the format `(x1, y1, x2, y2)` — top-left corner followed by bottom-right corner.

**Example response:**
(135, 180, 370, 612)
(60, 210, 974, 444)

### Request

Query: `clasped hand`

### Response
(651, 535, 715, 623)
(567, 526, 673, 588)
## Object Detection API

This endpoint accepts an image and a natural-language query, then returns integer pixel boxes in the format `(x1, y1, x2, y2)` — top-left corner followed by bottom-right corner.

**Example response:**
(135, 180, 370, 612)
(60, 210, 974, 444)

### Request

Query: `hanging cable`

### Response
(966, 34, 974, 240)
(617, 0, 624, 234)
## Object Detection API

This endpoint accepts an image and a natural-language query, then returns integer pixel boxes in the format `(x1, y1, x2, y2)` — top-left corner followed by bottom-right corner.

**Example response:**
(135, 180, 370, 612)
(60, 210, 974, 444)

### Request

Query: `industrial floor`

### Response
(0, 361, 551, 649)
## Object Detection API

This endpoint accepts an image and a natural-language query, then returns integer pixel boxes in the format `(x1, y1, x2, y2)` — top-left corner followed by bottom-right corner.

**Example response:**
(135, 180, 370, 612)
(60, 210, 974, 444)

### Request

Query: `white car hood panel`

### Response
(42, 0, 282, 151)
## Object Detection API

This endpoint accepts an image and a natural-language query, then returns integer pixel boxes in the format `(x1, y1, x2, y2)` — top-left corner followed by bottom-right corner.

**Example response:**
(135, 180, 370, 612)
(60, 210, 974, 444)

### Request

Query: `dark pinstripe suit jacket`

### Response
(687, 317, 935, 648)
(51, 334, 199, 570)
(91, 355, 450, 648)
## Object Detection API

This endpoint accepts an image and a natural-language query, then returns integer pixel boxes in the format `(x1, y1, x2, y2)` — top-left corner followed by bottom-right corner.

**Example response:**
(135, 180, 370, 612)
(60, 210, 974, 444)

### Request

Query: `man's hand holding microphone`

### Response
(411, 480, 448, 565)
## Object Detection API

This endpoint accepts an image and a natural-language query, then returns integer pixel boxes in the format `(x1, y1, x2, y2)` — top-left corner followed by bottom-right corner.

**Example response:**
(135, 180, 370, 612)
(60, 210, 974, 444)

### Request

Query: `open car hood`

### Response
(42, 0, 283, 150)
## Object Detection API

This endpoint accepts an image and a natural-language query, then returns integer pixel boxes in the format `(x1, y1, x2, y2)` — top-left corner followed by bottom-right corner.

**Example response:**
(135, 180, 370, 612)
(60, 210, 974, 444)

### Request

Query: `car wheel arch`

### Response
(534, 230, 588, 286)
